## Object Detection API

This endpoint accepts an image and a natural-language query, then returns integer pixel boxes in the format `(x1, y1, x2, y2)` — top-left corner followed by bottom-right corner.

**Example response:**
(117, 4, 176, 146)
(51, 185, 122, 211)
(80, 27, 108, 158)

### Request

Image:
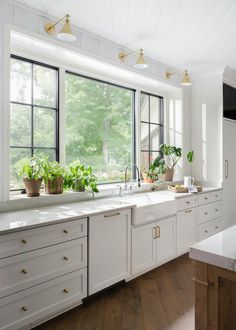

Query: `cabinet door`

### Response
(89, 210, 131, 295)
(131, 223, 156, 276)
(177, 208, 198, 254)
(156, 216, 176, 265)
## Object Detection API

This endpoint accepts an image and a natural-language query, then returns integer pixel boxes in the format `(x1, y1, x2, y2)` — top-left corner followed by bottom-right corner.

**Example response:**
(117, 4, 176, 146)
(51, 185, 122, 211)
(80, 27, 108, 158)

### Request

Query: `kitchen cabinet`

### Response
(131, 216, 176, 277)
(177, 208, 198, 254)
(89, 209, 131, 295)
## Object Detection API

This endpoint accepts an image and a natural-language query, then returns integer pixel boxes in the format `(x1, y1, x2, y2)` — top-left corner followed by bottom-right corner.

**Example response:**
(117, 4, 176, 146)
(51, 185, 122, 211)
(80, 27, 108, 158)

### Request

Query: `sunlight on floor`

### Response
(167, 306, 194, 330)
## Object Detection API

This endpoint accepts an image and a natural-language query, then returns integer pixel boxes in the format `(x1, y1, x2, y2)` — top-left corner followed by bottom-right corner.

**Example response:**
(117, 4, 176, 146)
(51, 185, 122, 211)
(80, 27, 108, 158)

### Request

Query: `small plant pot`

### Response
(72, 179, 86, 192)
(163, 168, 174, 181)
(44, 177, 64, 194)
(23, 178, 42, 197)
(142, 172, 155, 183)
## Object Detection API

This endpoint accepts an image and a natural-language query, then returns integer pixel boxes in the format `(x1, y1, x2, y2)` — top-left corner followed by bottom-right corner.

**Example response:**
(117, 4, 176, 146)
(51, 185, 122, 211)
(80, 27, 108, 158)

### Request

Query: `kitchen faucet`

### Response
(124, 163, 141, 189)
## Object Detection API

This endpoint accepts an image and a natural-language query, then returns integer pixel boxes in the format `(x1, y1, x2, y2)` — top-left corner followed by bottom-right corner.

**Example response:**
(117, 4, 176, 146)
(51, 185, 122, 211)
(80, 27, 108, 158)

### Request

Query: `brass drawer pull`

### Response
(63, 256, 69, 261)
(153, 227, 157, 239)
(21, 269, 27, 274)
(63, 229, 68, 234)
(156, 226, 160, 238)
(186, 201, 190, 204)
(215, 226, 219, 229)
(204, 212, 208, 215)
(204, 230, 208, 233)
(204, 197, 208, 200)
(104, 212, 120, 218)
(63, 288, 69, 294)
(21, 239, 27, 244)
(22, 306, 28, 312)
(185, 209, 192, 213)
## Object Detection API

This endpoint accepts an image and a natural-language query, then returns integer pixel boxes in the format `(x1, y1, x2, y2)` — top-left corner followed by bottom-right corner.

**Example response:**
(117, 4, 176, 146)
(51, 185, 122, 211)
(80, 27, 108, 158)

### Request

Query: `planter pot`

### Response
(72, 179, 86, 192)
(142, 172, 156, 183)
(44, 177, 63, 194)
(23, 178, 42, 197)
(163, 168, 174, 181)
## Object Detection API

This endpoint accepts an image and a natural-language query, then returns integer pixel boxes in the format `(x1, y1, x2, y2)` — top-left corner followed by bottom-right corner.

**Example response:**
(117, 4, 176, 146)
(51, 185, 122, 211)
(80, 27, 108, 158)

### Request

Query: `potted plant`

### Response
(42, 159, 65, 194)
(159, 144, 182, 181)
(17, 157, 43, 197)
(64, 161, 99, 193)
(142, 156, 165, 183)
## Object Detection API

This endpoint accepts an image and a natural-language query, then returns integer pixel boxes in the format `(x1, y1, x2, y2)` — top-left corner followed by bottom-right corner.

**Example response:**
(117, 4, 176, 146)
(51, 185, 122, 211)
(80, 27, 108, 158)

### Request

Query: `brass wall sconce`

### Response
(118, 49, 148, 69)
(165, 70, 191, 86)
(44, 14, 76, 42)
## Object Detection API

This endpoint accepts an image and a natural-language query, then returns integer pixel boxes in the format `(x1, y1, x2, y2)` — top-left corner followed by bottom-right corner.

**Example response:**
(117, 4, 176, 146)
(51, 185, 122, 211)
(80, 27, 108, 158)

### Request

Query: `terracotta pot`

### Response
(23, 178, 42, 197)
(45, 177, 63, 194)
(142, 172, 155, 183)
(163, 168, 174, 181)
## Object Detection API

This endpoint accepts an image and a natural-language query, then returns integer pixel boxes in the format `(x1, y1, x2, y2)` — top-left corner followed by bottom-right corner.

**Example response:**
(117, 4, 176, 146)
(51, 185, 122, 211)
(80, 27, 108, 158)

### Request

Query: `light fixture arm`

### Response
(119, 49, 143, 61)
(45, 14, 70, 33)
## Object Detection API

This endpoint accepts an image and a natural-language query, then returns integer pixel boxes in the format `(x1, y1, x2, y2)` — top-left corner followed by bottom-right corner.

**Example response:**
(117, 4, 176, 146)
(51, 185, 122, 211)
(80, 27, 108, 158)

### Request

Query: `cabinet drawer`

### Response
(176, 196, 198, 211)
(0, 268, 87, 330)
(199, 201, 223, 224)
(0, 218, 87, 258)
(198, 218, 223, 241)
(198, 190, 223, 205)
(0, 237, 87, 298)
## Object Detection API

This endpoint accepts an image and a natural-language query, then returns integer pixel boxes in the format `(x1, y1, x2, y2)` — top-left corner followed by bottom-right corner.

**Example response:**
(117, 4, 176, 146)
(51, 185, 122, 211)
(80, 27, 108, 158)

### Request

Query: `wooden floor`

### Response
(35, 254, 194, 330)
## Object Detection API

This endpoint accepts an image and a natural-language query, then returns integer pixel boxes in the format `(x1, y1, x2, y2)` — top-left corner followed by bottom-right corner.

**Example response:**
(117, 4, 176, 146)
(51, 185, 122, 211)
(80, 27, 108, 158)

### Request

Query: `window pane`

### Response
(141, 123, 149, 150)
(150, 96, 160, 123)
(140, 151, 149, 171)
(150, 124, 161, 150)
(150, 151, 161, 164)
(140, 93, 149, 122)
(33, 65, 57, 107)
(10, 148, 31, 190)
(65, 74, 133, 183)
(34, 148, 56, 161)
(34, 108, 56, 148)
(10, 104, 31, 147)
(10, 58, 32, 103)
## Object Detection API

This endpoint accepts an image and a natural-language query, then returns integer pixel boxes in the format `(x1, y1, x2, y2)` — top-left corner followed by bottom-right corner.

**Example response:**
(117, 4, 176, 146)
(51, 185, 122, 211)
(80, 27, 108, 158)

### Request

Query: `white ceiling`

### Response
(11, 0, 236, 75)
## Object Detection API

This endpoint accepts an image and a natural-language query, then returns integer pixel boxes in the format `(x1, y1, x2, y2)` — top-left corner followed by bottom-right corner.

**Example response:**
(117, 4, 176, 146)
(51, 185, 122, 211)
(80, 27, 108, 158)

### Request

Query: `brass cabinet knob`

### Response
(21, 239, 27, 244)
(215, 195, 218, 198)
(204, 197, 208, 200)
(215, 226, 219, 229)
(63, 229, 68, 234)
(215, 209, 218, 212)
(63, 256, 69, 261)
(22, 306, 28, 312)
(63, 288, 69, 294)
(21, 269, 27, 274)
(204, 230, 208, 233)
(186, 201, 190, 204)
(204, 212, 208, 215)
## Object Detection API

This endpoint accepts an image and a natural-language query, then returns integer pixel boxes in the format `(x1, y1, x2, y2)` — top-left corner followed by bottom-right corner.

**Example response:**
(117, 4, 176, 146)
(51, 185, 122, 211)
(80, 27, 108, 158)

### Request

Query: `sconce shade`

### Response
(134, 49, 148, 69)
(57, 16, 76, 42)
(181, 70, 191, 86)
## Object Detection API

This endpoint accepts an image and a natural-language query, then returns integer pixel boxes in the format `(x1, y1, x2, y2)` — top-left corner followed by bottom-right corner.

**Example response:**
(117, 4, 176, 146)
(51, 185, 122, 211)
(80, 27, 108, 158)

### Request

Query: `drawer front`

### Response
(177, 196, 198, 211)
(198, 190, 223, 205)
(0, 237, 87, 298)
(198, 218, 223, 241)
(0, 268, 87, 330)
(198, 201, 223, 224)
(0, 218, 87, 258)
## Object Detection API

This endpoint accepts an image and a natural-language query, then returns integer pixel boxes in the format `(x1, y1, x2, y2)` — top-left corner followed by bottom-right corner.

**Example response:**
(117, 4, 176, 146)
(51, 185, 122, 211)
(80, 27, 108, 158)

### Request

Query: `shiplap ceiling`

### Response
(11, 0, 236, 75)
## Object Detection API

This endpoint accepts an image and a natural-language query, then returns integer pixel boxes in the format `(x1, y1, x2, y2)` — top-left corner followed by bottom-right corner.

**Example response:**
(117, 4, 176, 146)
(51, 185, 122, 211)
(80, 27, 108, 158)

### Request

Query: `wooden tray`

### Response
(168, 185, 203, 193)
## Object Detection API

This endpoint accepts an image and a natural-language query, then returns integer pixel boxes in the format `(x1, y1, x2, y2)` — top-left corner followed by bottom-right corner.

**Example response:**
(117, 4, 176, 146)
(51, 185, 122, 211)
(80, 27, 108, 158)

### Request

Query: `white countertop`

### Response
(190, 225, 236, 272)
(0, 186, 221, 234)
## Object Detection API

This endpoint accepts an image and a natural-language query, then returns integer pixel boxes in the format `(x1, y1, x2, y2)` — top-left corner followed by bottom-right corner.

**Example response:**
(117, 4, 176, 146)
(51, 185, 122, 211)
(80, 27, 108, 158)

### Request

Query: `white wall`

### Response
(191, 73, 223, 186)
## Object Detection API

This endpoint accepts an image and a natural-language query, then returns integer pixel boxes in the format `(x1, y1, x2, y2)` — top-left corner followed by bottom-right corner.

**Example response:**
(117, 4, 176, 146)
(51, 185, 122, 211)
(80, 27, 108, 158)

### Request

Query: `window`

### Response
(10, 56, 59, 190)
(140, 92, 164, 171)
(65, 72, 135, 183)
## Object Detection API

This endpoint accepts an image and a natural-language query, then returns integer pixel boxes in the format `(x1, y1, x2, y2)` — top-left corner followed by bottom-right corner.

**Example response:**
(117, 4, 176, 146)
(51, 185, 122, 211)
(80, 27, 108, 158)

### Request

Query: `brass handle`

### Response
(225, 160, 229, 178)
(156, 226, 160, 238)
(63, 256, 69, 261)
(204, 197, 208, 200)
(186, 201, 190, 204)
(215, 195, 218, 198)
(215, 226, 219, 229)
(63, 229, 68, 234)
(63, 288, 69, 294)
(204, 212, 208, 215)
(21, 239, 27, 244)
(104, 212, 120, 218)
(185, 209, 192, 213)
(21, 269, 27, 274)
(22, 306, 28, 312)
(204, 230, 208, 233)
(215, 209, 218, 212)
(153, 227, 157, 239)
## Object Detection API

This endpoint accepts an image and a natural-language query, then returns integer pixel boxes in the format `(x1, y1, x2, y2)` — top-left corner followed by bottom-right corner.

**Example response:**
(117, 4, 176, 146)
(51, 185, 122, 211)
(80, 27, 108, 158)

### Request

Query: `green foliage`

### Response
(16, 157, 44, 180)
(187, 150, 195, 163)
(160, 144, 182, 169)
(42, 159, 65, 183)
(64, 161, 99, 193)
(146, 156, 166, 179)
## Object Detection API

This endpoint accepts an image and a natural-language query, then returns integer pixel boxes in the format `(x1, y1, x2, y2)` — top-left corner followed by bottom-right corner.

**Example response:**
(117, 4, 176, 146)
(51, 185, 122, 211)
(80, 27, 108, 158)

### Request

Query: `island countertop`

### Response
(190, 225, 236, 272)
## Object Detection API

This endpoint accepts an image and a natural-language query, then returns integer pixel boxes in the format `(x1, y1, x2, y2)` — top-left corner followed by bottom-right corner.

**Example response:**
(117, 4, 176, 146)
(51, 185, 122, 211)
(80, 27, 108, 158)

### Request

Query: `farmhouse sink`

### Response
(115, 191, 177, 226)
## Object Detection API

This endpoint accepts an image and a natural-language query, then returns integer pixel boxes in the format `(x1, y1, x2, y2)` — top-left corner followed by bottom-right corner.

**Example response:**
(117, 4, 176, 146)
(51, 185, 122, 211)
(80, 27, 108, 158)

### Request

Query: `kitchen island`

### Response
(190, 225, 236, 330)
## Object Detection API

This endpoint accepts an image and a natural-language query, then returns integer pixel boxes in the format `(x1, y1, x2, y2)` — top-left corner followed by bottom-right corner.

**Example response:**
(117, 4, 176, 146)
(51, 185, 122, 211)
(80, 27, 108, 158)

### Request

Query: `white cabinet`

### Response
(89, 210, 131, 295)
(131, 216, 176, 277)
(177, 208, 198, 254)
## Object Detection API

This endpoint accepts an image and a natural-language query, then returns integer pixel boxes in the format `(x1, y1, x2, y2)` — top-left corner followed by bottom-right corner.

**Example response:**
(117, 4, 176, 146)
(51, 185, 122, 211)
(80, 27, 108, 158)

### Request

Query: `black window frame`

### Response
(10, 55, 60, 191)
(140, 91, 164, 167)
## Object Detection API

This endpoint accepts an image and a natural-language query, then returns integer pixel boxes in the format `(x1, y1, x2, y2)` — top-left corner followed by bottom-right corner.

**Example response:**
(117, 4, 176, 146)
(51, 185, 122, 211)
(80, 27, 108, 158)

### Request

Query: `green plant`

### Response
(187, 150, 195, 163)
(64, 161, 99, 193)
(145, 156, 165, 179)
(16, 157, 43, 180)
(42, 159, 65, 183)
(160, 144, 182, 169)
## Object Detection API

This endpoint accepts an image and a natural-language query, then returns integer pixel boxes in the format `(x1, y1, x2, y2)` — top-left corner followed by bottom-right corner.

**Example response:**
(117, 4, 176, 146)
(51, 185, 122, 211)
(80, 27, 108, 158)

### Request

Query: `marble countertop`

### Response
(0, 186, 222, 234)
(190, 225, 236, 272)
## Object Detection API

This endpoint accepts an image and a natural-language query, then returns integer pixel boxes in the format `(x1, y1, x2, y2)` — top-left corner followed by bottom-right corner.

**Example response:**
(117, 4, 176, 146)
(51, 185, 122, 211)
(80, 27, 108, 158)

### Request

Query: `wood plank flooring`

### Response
(35, 254, 194, 330)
